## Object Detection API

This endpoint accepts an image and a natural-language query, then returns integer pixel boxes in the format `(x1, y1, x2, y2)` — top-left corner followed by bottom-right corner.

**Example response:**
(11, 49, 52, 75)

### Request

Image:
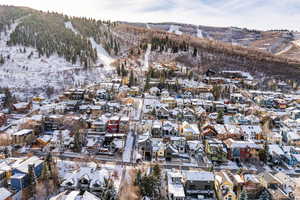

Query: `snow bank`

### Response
(122, 131, 134, 162)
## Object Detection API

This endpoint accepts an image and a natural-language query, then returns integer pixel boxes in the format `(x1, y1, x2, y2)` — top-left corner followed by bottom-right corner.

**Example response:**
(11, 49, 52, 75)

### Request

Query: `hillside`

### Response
(124, 22, 300, 61)
(0, 5, 300, 99)
(114, 23, 300, 81)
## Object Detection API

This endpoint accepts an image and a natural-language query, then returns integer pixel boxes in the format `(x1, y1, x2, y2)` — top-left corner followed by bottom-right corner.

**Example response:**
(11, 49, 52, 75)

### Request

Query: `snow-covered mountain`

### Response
(0, 5, 300, 100)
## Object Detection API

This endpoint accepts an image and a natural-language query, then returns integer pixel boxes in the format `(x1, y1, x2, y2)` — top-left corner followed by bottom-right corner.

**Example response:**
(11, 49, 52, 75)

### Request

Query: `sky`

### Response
(1, 0, 299, 31)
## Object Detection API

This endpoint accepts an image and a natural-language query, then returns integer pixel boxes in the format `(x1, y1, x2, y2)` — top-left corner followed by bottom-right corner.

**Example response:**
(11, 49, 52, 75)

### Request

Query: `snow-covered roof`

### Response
(12, 129, 33, 136)
(184, 171, 214, 182)
(167, 171, 185, 198)
(13, 102, 30, 109)
(225, 139, 262, 149)
(13, 156, 43, 174)
(0, 187, 12, 200)
(268, 144, 284, 156)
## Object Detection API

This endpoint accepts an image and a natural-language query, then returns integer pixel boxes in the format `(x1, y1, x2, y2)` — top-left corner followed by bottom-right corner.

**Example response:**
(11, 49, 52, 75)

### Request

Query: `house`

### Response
(291, 109, 300, 120)
(240, 125, 262, 140)
(152, 138, 165, 162)
(137, 133, 152, 161)
(213, 124, 242, 140)
(243, 174, 263, 199)
(10, 156, 44, 191)
(0, 187, 12, 200)
(143, 99, 160, 114)
(166, 171, 185, 200)
(162, 121, 178, 137)
(79, 105, 102, 116)
(88, 117, 108, 135)
(149, 87, 160, 96)
(183, 171, 215, 200)
(161, 97, 176, 109)
(165, 144, 179, 162)
(215, 171, 237, 200)
(60, 167, 109, 192)
(224, 139, 263, 162)
(202, 124, 218, 139)
(181, 108, 196, 122)
(119, 116, 129, 134)
(274, 172, 297, 199)
(151, 120, 162, 138)
(156, 106, 169, 119)
(12, 102, 32, 113)
(64, 89, 85, 100)
(43, 115, 63, 131)
(205, 139, 227, 164)
(170, 137, 187, 154)
(230, 93, 245, 104)
(128, 87, 140, 96)
(186, 141, 204, 161)
(12, 129, 34, 145)
(107, 116, 120, 133)
(259, 172, 290, 200)
(179, 121, 200, 140)
(268, 144, 285, 165)
(282, 129, 300, 146)
(96, 89, 111, 100)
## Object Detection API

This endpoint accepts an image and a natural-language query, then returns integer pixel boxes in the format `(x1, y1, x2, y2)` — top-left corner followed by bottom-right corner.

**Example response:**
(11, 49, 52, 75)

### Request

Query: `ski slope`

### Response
(197, 29, 204, 38)
(64, 21, 114, 68)
(89, 37, 114, 67)
(168, 25, 182, 35)
(64, 21, 79, 35)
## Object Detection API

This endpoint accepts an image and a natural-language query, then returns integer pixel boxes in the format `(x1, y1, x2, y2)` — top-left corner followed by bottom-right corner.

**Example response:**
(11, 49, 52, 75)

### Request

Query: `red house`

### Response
(224, 139, 262, 162)
(107, 116, 120, 133)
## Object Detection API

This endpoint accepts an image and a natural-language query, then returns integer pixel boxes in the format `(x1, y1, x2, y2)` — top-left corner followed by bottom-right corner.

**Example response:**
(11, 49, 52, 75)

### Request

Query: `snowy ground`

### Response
(168, 25, 182, 35)
(141, 44, 151, 71)
(89, 37, 114, 67)
(122, 131, 134, 162)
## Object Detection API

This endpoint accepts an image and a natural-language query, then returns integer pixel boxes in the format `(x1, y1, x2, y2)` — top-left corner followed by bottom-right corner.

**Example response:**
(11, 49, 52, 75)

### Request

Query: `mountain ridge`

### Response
(0, 5, 300, 84)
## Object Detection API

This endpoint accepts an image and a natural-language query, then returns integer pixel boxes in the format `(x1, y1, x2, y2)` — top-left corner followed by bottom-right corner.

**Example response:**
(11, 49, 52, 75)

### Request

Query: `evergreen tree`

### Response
(217, 110, 224, 124)
(144, 73, 150, 91)
(259, 190, 271, 200)
(0, 55, 4, 65)
(152, 164, 161, 178)
(101, 178, 116, 200)
(128, 70, 135, 88)
(135, 169, 142, 186)
(28, 164, 36, 199)
(73, 130, 82, 153)
(140, 175, 159, 198)
(212, 85, 222, 100)
(193, 47, 198, 57)
(116, 64, 121, 76)
(239, 190, 248, 200)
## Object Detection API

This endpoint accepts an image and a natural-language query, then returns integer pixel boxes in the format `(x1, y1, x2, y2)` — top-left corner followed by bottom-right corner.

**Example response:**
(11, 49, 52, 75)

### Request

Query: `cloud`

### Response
(1, 0, 299, 30)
